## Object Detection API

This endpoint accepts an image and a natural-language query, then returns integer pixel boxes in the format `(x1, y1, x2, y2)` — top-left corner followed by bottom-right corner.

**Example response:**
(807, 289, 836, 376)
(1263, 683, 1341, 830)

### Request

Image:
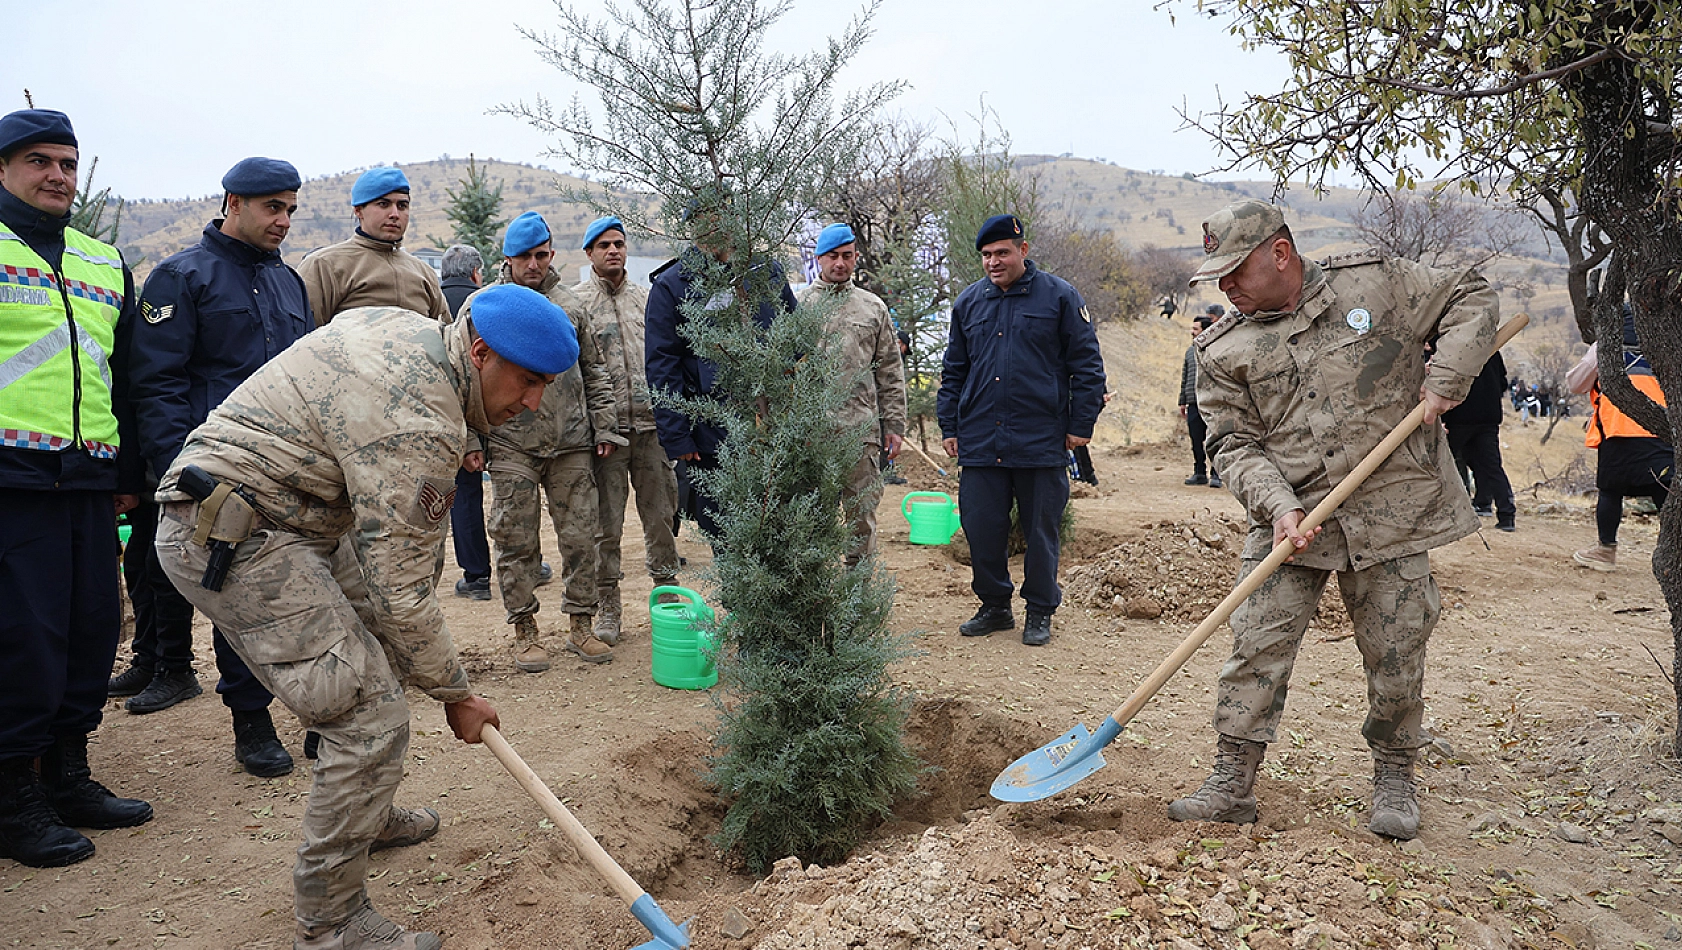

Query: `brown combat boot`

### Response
(566, 613, 613, 664)
(295, 899, 441, 950)
(369, 805, 440, 854)
(1167, 736, 1265, 824)
(592, 593, 622, 646)
(1370, 748, 1421, 840)
(1572, 543, 1616, 572)
(512, 616, 549, 674)
(653, 575, 682, 605)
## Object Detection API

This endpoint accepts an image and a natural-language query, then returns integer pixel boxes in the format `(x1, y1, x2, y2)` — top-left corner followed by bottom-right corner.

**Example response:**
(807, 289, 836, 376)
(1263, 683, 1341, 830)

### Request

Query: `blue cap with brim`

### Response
(222, 157, 301, 196)
(975, 214, 1024, 250)
(471, 284, 579, 375)
(350, 167, 410, 206)
(582, 216, 624, 250)
(0, 109, 77, 158)
(503, 211, 552, 257)
(814, 223, 856, 257)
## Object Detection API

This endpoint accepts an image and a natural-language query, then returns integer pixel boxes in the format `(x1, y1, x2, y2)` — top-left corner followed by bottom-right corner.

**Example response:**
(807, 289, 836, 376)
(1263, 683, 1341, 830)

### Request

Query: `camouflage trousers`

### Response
(488, 448, 596, 620)
(592, 429, 680, 597)
(154, 507, 411, 933)
(842, 445, 884, 563)
(1215, 552, 1440, 752)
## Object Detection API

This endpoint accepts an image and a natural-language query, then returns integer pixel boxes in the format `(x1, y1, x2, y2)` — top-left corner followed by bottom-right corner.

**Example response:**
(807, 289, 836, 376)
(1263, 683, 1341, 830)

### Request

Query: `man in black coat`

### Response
(644, 240, 798, 542)
(1442, 352, 1516, 531)
(938, 215, 1107, 646)
(124, 158, 312, 776)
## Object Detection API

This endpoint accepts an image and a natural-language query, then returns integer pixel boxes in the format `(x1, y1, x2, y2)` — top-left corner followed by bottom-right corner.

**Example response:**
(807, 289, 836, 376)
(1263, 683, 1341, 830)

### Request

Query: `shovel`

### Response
(903, 439, 951, 478)
(990, 314, 1528, 803)
(481, 725, 691, 950)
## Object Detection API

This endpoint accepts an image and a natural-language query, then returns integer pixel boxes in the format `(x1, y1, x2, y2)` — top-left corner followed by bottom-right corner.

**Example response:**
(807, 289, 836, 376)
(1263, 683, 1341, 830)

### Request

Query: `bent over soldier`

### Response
(154, 288, 577, 949)
(1172, 199, 1497, 841)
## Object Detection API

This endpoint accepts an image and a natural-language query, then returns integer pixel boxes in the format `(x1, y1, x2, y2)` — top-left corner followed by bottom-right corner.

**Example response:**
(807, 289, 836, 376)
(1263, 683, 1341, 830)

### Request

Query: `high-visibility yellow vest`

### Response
(0, 224, 124, 458)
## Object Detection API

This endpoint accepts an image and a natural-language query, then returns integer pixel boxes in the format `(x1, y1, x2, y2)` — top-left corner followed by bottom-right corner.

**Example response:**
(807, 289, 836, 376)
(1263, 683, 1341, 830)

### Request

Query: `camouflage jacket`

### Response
(462, 266, 623, 459)
(158, 307, 485, 702)
(798, 279, 908, 444)
(1195, 249, 1498, 571)
(572, 272, 655, 434)
(297, 231, 450, 327)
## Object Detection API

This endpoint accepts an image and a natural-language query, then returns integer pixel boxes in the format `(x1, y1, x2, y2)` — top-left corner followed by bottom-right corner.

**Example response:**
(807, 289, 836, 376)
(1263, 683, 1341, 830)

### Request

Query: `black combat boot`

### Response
(125, 668, 201, 714)
(232, 708, 294, 778)
(1022, 611, 1052, 646)
(40, 733, 153, 830)
(107, 662, 155, 697)
(0, 757, 93, 867)
(959, 604, 1015, 637)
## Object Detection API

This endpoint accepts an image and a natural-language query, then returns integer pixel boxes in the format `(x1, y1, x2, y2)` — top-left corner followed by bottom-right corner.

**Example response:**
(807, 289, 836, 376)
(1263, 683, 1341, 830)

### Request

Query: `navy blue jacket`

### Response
(129, 221, 312, 476)
(644, 249, 799, 459)
(938, 261, 1107, 468)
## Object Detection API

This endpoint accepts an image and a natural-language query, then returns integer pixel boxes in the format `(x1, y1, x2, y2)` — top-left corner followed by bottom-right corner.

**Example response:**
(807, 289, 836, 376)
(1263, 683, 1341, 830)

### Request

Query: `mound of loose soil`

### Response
(1063, 512, 1354, 634)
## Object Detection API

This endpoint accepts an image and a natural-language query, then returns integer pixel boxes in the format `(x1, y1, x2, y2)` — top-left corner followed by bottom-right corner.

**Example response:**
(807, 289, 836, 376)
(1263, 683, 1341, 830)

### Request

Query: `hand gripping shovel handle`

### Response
(481, 725, 690, 950)
(991, 315, 1527, 801)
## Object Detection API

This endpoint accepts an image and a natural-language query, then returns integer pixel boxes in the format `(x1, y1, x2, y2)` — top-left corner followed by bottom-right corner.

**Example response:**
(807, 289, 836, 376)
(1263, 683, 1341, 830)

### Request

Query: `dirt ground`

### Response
(4, 439, 1680, 950)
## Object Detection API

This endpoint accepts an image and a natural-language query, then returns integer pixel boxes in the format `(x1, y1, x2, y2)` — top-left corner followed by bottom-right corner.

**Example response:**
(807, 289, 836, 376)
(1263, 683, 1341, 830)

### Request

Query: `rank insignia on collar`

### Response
(1346, 307, 1371, 335)
(142, 301, 174, 324)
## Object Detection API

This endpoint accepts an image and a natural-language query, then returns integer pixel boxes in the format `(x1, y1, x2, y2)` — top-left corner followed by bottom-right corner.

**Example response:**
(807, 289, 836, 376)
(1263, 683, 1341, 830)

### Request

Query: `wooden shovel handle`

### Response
(905, 439, 950, 476)
(481, 725, 645, 906)
(1105, 314, 1529, 728)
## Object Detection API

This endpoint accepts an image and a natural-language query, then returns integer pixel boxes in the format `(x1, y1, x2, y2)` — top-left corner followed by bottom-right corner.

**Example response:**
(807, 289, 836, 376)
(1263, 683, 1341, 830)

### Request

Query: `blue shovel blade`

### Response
(630, 894, 692, 949)
(989, 717, 1121, 803)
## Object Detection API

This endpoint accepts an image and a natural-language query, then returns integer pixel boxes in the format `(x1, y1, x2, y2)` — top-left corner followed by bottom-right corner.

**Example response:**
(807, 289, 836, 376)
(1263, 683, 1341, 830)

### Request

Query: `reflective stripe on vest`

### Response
(0, 224, 123, 456)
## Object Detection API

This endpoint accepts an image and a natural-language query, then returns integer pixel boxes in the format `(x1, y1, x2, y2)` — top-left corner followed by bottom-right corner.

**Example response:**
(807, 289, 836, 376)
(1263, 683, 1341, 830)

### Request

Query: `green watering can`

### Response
(902, 491, 961, 545)
(648, 586, 717, 690)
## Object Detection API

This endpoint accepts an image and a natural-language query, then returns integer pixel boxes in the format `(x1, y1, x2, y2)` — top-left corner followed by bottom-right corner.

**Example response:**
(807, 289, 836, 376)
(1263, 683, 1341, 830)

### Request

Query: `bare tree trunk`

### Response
(1572, 30, 1682, 759)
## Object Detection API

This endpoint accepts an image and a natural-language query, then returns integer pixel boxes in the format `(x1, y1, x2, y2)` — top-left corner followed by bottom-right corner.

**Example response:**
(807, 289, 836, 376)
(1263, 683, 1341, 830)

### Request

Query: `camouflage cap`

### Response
(1188, 199, 1286, 286)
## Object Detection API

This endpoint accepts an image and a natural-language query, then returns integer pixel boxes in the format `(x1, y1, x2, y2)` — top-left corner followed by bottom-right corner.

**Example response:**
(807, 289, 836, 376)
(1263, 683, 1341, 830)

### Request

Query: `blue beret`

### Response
(0, 109, 77, 158)
(502, 211, 552, 257)
(471, 284, 579, 375)
(582, 216, 624, 250)
(814, 223, 856, 257)
(975, 214, 1025, 250)
(221, 157, 300, 196)
(350, 167, 410, 206)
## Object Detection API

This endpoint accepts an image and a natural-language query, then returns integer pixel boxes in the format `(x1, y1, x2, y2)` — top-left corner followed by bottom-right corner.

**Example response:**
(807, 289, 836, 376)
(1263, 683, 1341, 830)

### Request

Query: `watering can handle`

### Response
(900, 491, 948, 518)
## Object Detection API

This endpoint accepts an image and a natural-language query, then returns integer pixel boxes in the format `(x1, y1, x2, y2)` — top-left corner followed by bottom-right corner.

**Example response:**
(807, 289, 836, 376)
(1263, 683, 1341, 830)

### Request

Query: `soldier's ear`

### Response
(469, 336, 492, 370)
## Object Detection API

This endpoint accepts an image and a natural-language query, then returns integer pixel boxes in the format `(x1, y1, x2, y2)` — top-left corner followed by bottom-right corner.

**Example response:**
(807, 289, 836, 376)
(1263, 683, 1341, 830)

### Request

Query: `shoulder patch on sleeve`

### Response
(1194, 312, 1243, 350)
(405, 476, 457, 528)
(141, 301, 175, 324)
(1320, 246, 1385, 270)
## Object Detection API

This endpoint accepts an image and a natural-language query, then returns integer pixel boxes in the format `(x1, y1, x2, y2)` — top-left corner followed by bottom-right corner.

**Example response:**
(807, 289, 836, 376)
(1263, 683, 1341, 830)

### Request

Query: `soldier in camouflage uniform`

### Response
(1171, 199, 1497, 841)
(466, 212, 623, 671)
(572, 217, 680, 644)
(797, 224, 907, 563)
(154, 287, 579, 950)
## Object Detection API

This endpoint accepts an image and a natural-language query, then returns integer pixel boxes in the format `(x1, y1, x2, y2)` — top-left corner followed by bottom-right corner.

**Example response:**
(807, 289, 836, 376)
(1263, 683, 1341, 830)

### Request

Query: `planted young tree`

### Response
(432, 154, 506, 267)
(1171, 0, 1682, 756)
(505, 0, 921, 869)
(68, 156, 123, 246)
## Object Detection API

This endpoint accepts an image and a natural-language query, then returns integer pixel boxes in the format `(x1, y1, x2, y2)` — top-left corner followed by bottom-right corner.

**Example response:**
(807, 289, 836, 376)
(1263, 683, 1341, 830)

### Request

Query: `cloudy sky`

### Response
(8, 0, 1286, 201)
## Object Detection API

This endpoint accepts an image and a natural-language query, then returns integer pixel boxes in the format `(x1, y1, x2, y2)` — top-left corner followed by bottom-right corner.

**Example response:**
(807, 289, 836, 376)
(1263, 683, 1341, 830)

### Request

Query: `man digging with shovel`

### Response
(1173, 199, 1497, 840)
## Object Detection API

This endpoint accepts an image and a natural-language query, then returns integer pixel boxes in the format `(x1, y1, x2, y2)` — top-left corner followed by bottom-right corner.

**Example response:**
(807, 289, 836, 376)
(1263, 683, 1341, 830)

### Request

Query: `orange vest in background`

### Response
(1588, 371, 1668, 447)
